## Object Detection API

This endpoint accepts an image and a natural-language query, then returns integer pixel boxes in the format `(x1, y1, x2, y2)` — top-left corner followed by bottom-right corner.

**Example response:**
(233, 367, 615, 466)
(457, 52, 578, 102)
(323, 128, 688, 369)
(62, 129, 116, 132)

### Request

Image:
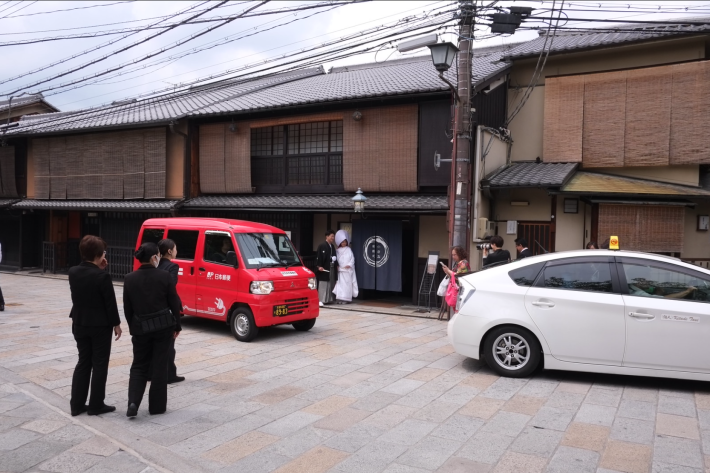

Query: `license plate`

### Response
(273, 305, 288, 317)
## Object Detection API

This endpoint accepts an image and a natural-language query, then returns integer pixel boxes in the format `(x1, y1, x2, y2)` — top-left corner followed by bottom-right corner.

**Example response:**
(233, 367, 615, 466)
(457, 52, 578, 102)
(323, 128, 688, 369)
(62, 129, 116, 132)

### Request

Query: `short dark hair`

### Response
(158, 238, 175, 256)
(586, 241, 598, 249)
(134, 242, 159, 263)
(514, 237, 528, 247)
(600, 238, 610, 250)
(490, 235, 504, 247)
(451, 246, 468, 261)
(325, 229, 335, 237)
(79, 235, 106, 262)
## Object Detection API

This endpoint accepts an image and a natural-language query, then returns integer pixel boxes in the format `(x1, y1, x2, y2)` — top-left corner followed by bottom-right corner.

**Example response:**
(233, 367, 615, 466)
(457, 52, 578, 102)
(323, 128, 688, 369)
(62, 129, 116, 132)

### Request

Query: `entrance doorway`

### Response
(518, 222, 552, 255)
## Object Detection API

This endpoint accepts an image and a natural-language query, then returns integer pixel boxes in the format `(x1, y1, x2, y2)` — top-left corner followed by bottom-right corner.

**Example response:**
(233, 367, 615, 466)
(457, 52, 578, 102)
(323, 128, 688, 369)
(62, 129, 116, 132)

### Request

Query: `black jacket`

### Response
(483, 249, 511, 267)
(315, 241, 338, 282)
(123, 265, 182, 335)
(518, 248, 533, 260)
(157, 258, 179, 285)
(68, 262, 121, 327)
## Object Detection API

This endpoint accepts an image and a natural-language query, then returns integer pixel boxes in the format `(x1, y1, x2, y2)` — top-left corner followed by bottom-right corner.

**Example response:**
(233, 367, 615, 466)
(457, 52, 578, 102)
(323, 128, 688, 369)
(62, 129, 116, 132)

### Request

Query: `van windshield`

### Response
(235, 233, 301, 269)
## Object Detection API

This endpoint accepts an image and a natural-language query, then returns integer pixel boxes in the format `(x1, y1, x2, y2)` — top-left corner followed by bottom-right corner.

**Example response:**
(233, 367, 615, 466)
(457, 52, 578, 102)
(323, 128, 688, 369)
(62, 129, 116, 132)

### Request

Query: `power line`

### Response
(0, 1, 36, 19)
(0, 1, 135, 20)
(3, 1, 235, 95)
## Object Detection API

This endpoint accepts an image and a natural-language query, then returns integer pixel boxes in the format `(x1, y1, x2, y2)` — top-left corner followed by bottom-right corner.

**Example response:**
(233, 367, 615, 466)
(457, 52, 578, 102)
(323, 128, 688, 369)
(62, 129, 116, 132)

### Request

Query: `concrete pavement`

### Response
(0, 273, 709, 473)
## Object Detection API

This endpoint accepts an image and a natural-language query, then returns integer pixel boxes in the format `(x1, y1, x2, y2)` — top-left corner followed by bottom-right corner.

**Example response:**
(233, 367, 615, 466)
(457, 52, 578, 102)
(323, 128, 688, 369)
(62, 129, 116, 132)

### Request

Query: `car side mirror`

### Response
(226, 251, 238, 268)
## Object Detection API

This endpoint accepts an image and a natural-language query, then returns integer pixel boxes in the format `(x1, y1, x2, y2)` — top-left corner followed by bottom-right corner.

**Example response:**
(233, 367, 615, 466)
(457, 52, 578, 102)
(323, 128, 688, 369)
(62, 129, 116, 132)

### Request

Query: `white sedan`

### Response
(448, 250, 710, 381)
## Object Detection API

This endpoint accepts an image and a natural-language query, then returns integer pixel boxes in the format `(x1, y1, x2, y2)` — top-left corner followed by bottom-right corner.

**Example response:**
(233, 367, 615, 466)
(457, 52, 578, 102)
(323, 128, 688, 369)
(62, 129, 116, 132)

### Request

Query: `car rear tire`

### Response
(230, 308, 258, 342)
(292, 318, 316, 332)
(483, 326, 541, 378)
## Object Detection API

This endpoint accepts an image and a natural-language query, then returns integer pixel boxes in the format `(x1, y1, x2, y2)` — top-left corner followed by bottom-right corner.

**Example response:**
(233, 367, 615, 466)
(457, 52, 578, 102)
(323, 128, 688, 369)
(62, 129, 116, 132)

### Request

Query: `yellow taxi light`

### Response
(609, 236, 620, 250)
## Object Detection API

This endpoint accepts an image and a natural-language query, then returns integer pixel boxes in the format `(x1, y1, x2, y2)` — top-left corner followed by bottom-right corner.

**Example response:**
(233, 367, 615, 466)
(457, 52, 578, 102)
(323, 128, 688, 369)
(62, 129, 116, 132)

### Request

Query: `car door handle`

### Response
(190, 267, 194, 276)
(532, 301, 555, 308)
(198, 267, 205, 272)
(628, 312, 655, 320)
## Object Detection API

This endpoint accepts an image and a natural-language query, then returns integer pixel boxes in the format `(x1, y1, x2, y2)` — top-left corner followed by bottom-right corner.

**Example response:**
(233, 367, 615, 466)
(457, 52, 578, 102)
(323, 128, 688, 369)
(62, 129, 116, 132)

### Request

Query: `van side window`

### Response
(141, 229, 164, 244)
(167, 230, 199, 261)
(204, 232, 234, 265)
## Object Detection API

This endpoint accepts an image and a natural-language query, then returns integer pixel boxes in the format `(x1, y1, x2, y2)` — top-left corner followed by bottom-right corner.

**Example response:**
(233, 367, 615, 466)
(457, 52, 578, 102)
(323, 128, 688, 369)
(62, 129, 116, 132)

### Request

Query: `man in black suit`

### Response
(515, 237, 533, 260)
(482, 235, 511, 267)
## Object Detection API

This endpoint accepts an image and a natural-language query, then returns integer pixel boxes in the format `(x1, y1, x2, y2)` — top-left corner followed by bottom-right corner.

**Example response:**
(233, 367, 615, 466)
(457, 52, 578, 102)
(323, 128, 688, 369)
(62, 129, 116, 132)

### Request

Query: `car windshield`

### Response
(235, 233, 301, 269)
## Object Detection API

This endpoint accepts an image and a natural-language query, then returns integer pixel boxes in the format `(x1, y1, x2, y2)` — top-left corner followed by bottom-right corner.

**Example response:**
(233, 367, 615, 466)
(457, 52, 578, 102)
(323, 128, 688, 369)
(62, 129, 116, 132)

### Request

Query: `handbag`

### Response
(131, 308, 175, 336)
(445, 277, 459, 307)
(437, 276, 450, 297)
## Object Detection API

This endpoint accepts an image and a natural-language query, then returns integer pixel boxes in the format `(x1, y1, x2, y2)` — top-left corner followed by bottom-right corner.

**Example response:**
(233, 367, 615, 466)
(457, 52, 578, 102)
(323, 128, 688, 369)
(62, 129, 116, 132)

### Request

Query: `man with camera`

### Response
(482, 235, 511, 267)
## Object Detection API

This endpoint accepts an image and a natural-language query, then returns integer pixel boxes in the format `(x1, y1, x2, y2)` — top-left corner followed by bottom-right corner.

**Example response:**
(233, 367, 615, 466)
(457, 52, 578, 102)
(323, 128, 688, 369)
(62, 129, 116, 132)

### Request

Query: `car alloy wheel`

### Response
(492, 333, 530, 370)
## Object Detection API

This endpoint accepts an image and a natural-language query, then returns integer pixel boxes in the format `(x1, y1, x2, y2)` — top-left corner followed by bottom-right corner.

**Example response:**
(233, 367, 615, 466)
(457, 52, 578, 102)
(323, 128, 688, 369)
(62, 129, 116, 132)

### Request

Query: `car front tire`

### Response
(483, 326, 541, 378)
(292, 318, 316, 331)
(230, 308, 258, 342)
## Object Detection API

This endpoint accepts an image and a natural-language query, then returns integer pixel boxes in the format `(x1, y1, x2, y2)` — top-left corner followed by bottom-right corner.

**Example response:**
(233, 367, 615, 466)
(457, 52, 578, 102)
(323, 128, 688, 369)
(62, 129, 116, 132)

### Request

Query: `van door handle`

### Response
(199, 267, 205, 272)
(190, 267, 194, 275)
(628, 312, 655, 320)
(532, 301, 555, 308)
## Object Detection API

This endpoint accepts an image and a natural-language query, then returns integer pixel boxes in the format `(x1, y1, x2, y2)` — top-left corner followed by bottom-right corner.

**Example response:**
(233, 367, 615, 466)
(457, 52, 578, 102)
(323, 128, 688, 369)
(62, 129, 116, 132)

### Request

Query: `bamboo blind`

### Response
(598, 204, 684, 253)
(32, 127, 165, 200)
(624, 67, 673, 167)
(670, 61, 710, 165)
(225, 123, 251, 193)
(543, 75, 584, 163)
(582, 71, 626, 167)
(343, 104, 418, 192)
(199, 123, 227, 194)
(0, 146, 17, 197)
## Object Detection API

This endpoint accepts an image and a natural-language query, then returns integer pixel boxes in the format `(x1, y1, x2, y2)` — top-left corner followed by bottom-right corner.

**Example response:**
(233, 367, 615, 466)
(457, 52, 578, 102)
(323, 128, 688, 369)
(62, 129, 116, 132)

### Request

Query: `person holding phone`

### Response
(441, 246, 471, 278)
(68, 235, 122, 416)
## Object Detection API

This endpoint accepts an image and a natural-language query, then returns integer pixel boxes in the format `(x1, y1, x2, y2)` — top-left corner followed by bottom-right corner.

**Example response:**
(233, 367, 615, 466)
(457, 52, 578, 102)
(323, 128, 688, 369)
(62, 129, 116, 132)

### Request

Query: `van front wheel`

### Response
(292, 318, 316, 332)
(230, 308, 258, 342)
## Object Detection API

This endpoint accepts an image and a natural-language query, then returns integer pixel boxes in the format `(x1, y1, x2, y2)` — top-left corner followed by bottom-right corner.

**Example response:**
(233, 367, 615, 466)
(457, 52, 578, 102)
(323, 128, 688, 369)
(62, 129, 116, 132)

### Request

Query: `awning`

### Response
(560, 172, 710, 197)
(183, 194, 448, 212)
(483, 162, 578, 188)
(12, 200, 181, 212)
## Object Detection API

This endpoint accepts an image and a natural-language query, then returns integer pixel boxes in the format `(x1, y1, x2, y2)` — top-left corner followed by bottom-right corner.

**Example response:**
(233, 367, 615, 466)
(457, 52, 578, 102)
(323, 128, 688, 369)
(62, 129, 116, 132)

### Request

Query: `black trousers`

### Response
(128, 328, 173, 414)
(70, 325, 113, 411)
(0, 285, 4, 304)
(147, 338, 177, 380)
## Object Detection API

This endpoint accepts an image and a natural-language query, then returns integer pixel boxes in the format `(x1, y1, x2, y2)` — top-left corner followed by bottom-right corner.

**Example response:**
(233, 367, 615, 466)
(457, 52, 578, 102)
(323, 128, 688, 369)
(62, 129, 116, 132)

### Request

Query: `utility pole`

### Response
(450, 1, 474, 252)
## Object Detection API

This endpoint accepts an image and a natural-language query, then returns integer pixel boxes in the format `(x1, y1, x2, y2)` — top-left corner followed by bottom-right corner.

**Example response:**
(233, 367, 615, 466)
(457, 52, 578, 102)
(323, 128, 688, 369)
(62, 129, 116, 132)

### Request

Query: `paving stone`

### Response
(585, 388, 622, 408)
(313, 406, 370, 432)
(431, 414, 484, 442)
(479, 411, 531, 437)
(331, 440, 409, 473)
(457, 432, 514, 464)
(437, 456, 492, 473)
(502, 395, 547, 416)
(531, 406, 577, 431)
(380, 463, 431, 473)
(324, 424, 385, 453)
(480, 378, 528, 401)
(516, 380, 558, 398)
(562, 422, 610, 452)
(19, 418, 66, 434)
(301, 395, 356, 416)
(411, 400, 460, 423)
(203, 430, 280, 465)
(84, 451, 149, 473)
(405, 368, 446, 382)
(651, 462, 704, 472)
(272, 446, 348, 473)
(546, 446, 600, 473)
(617, 400, 657, 421)
(69, 436, 120, 457)
(599, 440, 652, 473)
(458, 397, 505, 420)
(653, 435, 704, 468)
(361, 404, 417, 430)
(624, 387, 659, 403)
(396, 435, 462, 470)
(575, 404, 617, 427)
(378, 419, 438, 446)
(659, 396, 697, 418)
(350, 391, 401, 412)
(0, 440, 67, 472)
(0, 427, 41, 450)
(493, 451, 547, 473)
(546, 391, 586, 410)
(556, 382, 592, 394)
(216, 449, 291, 473)
(511, 426, 564, 457)
(43, 424, 95, 446)
(38, 450, 104, 473)
(259, 410, 323, 436)
(610, 417, 654, 445)
(266, 425, 335, 458)
(656, 413, 700, 440)
(381, 379, 426, 396)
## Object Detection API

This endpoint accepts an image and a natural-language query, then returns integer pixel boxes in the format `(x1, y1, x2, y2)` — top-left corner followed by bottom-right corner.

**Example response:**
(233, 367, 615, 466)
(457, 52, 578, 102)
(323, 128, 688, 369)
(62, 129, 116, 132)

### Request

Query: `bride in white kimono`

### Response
(332, 230, 358, 303)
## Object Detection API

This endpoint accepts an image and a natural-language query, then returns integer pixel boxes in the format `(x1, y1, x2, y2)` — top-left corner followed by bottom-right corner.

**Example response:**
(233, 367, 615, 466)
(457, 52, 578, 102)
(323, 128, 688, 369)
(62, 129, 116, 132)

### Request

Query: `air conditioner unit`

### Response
(475, 218, 488, 240)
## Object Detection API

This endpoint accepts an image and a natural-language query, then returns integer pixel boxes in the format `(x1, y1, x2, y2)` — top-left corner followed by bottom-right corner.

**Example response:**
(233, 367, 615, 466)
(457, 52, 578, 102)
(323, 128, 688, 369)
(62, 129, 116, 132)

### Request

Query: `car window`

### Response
(204, 232, 234, 265)
(167, 230, 199, 261)
(141, 228, 164, 244)
(542, 262, 613, 293)
(620, 262, 710, 303)
(509, 262, 545, 287)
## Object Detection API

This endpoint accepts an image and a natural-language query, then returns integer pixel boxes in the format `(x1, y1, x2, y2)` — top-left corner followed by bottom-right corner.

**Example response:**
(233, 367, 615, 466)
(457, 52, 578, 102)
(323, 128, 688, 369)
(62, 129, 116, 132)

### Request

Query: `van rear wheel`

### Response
(230, 308, 258, 342)
(292, 318, 316, 332)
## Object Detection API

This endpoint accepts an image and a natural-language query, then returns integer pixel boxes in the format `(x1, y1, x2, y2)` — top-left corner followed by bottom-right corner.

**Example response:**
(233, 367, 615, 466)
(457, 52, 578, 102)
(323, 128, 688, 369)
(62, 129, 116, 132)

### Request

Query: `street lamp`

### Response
(427, 42, 460, 103)
(352, 188, 367, 213)
(427, 42, 459, 73)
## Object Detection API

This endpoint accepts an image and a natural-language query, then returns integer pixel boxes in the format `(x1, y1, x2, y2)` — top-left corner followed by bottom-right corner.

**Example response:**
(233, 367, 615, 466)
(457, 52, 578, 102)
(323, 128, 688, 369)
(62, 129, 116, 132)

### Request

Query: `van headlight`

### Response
(250, 281, 274, 294)
(308, 277, 317, 290)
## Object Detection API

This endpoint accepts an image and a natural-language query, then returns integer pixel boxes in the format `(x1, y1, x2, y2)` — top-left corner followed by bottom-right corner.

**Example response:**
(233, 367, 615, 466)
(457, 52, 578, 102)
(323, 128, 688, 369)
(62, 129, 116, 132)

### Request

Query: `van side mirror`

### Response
(226, 251, 238, 268)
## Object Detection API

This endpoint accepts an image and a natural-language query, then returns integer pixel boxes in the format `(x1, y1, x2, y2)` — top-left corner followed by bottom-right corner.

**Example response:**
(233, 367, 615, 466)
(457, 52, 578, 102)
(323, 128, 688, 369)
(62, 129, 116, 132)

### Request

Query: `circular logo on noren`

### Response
(363, 236, 389, 267)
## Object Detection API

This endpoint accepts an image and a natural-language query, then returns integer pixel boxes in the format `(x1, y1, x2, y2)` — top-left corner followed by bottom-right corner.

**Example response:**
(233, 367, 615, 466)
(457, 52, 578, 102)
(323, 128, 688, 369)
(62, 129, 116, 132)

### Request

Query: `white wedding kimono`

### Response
(332, 230, 358, 302)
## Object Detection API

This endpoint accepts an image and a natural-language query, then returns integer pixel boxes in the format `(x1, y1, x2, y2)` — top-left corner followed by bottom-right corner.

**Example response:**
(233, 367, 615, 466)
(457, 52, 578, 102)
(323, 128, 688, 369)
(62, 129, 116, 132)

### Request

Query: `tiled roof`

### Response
(6, 45, 512, 135)
(183, 194, 448, 211)
(13, 200, 180, 211)
(484, 162, 578, 188)
(0, 94, 58, 114)
(503, 19, 710, 60)
(561, 172, 710, 197)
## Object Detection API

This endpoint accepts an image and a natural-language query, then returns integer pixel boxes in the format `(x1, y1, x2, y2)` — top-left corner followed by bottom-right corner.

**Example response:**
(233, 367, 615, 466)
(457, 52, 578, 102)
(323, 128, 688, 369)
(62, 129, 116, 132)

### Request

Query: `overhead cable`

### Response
(0, 1, 134, 19)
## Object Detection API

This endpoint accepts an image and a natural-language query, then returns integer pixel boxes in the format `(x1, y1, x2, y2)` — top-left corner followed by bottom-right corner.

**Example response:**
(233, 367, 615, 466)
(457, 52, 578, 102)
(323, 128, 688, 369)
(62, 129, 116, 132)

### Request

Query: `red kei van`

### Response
(134, 218, 319, 342)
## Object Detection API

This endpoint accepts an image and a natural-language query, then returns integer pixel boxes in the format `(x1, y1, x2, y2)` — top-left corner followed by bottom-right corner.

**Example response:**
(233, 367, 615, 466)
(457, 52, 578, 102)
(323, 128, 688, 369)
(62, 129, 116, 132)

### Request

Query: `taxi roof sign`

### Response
(609, 236, 620, 250)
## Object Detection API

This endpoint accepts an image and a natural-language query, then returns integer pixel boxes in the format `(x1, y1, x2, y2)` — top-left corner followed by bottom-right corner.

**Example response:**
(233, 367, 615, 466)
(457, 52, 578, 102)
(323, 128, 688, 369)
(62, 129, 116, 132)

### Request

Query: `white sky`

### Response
(1, 1, 709, 111)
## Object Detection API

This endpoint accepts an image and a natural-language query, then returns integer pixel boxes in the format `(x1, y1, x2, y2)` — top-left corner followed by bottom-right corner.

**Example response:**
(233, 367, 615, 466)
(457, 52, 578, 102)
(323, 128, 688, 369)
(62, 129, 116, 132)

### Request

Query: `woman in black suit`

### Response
(68, 235, 122, 416)
(157, 239, 184, 384)
(124, 242, 182, 417)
